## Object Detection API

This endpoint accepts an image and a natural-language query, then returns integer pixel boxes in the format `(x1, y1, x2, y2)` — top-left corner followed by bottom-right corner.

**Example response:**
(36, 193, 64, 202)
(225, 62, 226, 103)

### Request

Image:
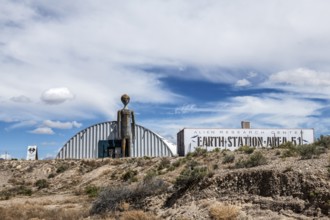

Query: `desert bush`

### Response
(35, 179, 49, 190)
(172, 158, 187, 167)
(110, 171, 118, 180)
(56, 164, 69, 173)
(16, 185, 33, 196)
(7, 177, 19, 185)
(213, 164, 219, 170)
(158, 157, 171, 170)
(235, 152, 267, 168)
(167, 165, 176, 171)
(120, 210, 158, 220)
(26, 165, 34, 172)
(174, 162, 208, 189)
(122, 169, 138, 182)
(81, 159, 101, 172)
(111, 159, 125, 165)
(280, 142, 298, 158)
(314, 135, 330, 149)
(209, 203, 240, 220)
(222, 154, 235, 164)
(297, 144, 323, 159)
(280, 142, 324, 159)
(85, 185, 99, 198)
(143, 169, 158, 183)
(128, 158, 137, 164)
(192, 147, 208, 157)
(279, 141, 295, 149)
(186, 147, 208, 158)
(48, 173, 56, 178)
(281, 149, 297, 158)
(237, 145, 255, 154)
(91, 178, 167, 215)
(0, 190, 11, 200)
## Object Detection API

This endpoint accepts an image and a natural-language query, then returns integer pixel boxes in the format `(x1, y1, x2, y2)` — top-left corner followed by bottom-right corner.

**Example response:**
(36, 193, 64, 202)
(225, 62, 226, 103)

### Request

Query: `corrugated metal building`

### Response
(56, 121, 176, 159)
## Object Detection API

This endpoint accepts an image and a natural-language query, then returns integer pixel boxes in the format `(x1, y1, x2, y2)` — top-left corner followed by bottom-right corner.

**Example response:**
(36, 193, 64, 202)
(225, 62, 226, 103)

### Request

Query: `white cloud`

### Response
(248, 72, 258, 78)
(5, 120, 37, 131)
(41, 87, 75, 105)
(263, 68, 330, 98)
(226, 95, 321, 121)
(175, 104, 198, 114)
(41, 142, 58, 146)
(235, 79, 251, 87)
(269, 68, 330, 86)
(1, 0, 330, 136)
(144, 94, 324, 142)
(29, 127, 55, 135)
(174, 104, 221, 114)
(10, 95, 31, 103)
(43, 120, 82, 129)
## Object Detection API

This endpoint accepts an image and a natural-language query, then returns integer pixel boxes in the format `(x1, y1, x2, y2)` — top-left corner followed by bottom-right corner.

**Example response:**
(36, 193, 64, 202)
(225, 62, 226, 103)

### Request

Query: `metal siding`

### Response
(147, 131, 151, 156)
(72, 137, 75, 158)
(65, 143, 69, 158)
(151, 132, 154, 156)
(56, 122, 175, 159)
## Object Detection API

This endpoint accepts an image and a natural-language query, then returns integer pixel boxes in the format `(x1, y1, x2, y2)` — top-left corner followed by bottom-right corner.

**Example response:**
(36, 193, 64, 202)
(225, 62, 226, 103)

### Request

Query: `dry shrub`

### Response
(118, 202, 130, 211)
(91, 178, 167, 215)
(102, 169, 112, 176)
(120, 210, 158, 220)
(157, 157, 171, 170)
(209, 203, 240, 220)
(111, 159, 125, 165)
(174, 161, 208, 189)
(0, 203, 88, 220)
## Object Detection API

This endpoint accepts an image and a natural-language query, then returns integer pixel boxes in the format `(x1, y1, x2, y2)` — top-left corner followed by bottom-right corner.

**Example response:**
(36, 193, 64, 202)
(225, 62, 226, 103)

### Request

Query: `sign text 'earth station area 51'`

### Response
(177, 128, 314, 156)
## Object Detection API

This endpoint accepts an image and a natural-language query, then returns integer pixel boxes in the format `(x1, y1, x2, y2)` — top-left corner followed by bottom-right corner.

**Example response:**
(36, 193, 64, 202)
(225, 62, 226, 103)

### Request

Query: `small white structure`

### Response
(26, 145, 38, 160)
(0, 152, 11, 160)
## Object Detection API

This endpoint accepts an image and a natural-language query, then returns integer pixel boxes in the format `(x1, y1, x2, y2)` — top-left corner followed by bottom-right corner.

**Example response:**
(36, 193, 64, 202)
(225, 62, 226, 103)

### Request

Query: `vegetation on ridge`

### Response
(0, 136, 329, 219)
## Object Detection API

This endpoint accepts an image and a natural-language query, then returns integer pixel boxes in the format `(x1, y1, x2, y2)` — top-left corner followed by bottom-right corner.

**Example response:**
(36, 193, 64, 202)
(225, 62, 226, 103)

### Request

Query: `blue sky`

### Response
(1, 1, 330, 159)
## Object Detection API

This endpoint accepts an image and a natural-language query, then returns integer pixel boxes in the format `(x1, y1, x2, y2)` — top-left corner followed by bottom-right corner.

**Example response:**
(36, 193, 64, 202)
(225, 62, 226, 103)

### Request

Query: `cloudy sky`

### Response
(1, 0, 330, 159)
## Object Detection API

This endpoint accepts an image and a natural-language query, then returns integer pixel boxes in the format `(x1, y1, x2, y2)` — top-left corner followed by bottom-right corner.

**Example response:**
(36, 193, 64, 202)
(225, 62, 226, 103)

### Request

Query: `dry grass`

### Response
(0, 203, 88, 220)
(101, 168, 113, 176)
(119, 202, 130, 211)
(209, 202, 240, 220)
(119, 210, 158, 220)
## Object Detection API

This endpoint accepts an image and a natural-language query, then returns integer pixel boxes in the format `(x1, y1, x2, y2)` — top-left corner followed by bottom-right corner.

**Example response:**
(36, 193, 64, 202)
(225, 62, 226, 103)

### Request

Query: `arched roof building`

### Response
(56, 121, 176, 159)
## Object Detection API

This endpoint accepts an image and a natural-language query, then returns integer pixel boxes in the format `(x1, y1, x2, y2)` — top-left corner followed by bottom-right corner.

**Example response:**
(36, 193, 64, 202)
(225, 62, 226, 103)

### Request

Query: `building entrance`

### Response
(98, 140, 127, 158)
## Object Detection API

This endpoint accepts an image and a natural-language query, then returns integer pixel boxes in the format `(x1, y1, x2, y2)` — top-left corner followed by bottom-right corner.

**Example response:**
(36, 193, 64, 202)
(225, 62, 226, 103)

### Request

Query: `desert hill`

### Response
(0, 144, 329, 219)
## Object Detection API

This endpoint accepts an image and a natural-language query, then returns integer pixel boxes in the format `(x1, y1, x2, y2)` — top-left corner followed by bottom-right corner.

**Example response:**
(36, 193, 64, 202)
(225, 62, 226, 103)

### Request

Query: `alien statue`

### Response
(117, 94, 135, 157)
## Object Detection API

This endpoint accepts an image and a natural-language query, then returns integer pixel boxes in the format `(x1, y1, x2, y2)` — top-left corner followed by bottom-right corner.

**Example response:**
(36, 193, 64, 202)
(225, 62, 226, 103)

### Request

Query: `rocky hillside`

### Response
(0, 145, 329, 219)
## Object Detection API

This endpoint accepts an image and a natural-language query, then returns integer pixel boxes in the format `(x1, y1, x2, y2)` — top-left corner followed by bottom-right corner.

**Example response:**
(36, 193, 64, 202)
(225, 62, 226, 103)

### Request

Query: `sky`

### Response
(1, 0, 330, 159)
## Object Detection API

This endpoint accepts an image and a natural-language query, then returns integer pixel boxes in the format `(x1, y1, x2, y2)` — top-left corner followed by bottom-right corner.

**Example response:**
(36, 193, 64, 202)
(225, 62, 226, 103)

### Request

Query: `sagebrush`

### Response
(91, 178, 168, 214)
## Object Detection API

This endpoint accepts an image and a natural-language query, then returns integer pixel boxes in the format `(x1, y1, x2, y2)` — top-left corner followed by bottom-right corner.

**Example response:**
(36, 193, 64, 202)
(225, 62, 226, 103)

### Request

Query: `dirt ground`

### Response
(0, 147, 329, 219)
